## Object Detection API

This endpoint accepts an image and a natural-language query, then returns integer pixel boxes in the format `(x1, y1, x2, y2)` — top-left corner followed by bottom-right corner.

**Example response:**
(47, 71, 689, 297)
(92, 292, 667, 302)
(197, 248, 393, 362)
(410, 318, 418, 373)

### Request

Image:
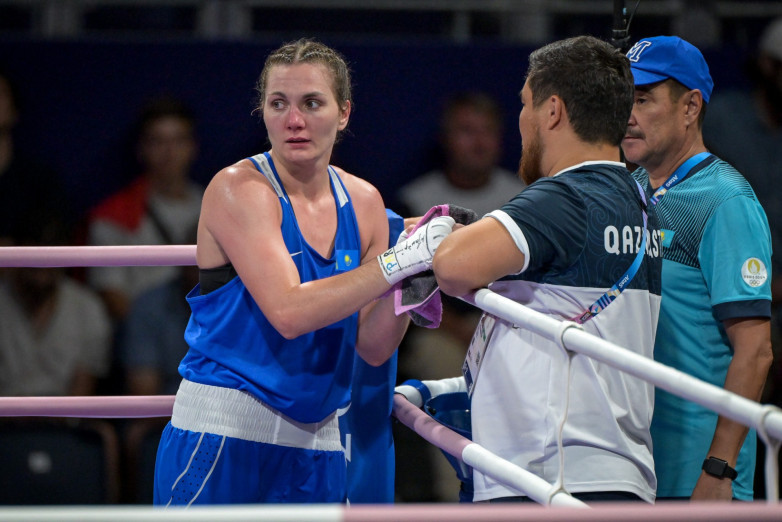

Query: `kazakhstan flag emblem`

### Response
(336, 250, 358, 271)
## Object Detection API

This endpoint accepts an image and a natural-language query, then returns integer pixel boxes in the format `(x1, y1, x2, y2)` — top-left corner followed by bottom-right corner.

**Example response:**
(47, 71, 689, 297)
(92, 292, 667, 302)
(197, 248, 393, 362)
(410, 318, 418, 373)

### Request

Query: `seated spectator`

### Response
(120, 233, 198, 397)
(87, 96, 203, 322)
(396, 91, 525, 383)
(397, 91, 523, 219)
(0, 216, 112, 397)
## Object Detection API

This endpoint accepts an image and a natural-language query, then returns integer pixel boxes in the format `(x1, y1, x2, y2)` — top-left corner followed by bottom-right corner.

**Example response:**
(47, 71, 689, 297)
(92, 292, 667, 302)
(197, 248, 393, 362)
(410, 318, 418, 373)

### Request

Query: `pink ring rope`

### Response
(2, 244, 782, 517)
(0, 395, 175, 418)
(0, 245, 196, 267)
(0, 245, 189, 418)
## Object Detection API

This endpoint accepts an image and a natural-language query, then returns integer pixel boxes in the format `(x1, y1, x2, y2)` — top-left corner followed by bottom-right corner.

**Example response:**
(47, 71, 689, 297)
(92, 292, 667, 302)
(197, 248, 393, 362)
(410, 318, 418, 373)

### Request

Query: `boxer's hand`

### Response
(378, 216, 455, 285)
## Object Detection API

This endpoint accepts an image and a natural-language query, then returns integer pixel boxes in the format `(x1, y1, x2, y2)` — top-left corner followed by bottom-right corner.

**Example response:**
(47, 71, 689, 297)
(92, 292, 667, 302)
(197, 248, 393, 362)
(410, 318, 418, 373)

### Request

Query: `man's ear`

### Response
(546, 95, 564, 130)
(683, 90, 704, 125)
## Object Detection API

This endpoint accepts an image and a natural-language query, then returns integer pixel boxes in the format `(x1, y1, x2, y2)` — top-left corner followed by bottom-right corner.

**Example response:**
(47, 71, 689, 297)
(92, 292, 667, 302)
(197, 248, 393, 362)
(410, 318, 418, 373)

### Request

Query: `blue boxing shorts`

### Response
(154, 380, 346, 505)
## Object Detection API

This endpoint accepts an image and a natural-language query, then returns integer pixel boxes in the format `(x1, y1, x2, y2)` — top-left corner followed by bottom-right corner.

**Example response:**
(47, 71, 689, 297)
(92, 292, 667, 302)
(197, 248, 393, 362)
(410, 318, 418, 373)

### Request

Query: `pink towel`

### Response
(394, 204, 478, 328)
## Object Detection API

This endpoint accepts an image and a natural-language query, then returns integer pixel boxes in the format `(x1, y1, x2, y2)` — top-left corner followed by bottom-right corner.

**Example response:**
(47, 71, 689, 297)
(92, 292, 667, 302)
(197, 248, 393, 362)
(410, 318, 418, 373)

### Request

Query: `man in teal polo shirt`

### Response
(624, 35, 774, 501)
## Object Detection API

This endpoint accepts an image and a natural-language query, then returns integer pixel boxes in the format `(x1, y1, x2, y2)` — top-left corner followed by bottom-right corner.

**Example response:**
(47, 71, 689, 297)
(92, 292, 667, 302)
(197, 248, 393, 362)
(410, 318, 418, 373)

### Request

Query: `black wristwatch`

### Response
(702, 456, 738, 480)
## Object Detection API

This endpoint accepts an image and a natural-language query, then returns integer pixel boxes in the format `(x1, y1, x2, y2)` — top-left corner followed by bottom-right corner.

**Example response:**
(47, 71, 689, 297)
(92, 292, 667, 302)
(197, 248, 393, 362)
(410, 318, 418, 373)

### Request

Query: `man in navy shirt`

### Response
(434, 35, 662, 504)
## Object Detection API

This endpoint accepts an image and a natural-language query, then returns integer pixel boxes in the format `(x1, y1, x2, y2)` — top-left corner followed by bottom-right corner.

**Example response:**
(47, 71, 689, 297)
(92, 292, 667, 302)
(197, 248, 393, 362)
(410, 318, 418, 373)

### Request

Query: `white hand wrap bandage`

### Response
(377, 215, 455, 285)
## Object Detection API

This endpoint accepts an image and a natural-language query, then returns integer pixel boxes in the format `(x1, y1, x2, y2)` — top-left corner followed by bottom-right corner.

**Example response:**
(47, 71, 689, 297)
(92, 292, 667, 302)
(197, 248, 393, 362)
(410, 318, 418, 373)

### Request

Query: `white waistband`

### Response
(171, 379, 342, 452)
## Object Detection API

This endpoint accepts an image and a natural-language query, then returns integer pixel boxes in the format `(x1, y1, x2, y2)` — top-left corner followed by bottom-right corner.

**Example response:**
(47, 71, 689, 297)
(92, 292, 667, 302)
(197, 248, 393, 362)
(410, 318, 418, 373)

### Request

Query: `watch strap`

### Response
(702, 456, 738, 480)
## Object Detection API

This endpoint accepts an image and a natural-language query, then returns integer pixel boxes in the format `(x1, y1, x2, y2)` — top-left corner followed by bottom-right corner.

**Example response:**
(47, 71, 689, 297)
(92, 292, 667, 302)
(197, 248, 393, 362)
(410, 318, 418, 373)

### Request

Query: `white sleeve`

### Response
(486, 209, 530, 273)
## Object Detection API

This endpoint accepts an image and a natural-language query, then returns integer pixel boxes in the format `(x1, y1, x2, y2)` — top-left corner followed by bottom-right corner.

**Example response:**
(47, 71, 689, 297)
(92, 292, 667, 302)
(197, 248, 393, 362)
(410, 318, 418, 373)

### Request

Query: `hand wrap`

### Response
(377, 215, 455, 285)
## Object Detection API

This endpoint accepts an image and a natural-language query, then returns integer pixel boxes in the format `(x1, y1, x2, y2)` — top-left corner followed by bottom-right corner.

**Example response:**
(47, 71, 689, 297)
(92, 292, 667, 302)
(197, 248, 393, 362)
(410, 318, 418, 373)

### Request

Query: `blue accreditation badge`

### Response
(336, 250, 359, 271)
(660, 229, 675, 248)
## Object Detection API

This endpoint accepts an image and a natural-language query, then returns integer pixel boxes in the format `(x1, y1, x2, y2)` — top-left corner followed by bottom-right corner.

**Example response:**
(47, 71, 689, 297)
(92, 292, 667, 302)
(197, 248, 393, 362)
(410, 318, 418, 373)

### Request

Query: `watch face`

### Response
(703, 457, 736, 479)
(704, 458, 726, 476)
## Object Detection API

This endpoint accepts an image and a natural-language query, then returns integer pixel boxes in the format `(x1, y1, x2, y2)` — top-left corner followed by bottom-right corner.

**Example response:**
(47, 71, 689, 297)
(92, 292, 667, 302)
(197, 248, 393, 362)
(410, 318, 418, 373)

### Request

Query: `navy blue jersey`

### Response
(500, 162, 661, 296)
(472, 161, 662, 502)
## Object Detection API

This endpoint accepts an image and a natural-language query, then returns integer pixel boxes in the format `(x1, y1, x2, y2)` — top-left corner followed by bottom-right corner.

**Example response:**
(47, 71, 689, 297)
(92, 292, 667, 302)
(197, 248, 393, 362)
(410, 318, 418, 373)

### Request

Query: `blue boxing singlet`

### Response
(154, 153, 363, 505)
(179, 151, 362, 424)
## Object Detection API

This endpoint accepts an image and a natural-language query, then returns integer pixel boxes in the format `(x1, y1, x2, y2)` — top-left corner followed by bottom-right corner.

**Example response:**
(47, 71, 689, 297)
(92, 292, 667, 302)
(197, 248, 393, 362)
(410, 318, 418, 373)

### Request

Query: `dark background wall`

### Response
(0, 38, 535, 217)
(0, 14, 762, 221)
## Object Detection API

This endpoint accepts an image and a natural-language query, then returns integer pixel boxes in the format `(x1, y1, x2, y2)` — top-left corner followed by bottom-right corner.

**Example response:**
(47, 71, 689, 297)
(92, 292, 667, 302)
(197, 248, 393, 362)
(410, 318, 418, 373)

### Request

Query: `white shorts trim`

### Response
(171, 379, 342, 452)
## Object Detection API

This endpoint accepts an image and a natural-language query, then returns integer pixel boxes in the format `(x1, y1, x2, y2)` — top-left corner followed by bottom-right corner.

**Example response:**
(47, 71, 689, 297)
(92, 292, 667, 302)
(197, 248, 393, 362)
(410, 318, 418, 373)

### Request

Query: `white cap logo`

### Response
(626, 40, 652, 62)
(741, 258, 768, 288)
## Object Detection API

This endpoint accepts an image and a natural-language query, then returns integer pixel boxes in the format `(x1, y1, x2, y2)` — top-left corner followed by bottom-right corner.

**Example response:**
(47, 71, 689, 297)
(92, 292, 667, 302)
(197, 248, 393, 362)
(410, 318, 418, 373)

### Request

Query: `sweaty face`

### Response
(518, 81, 544, 185)
(622, 82, 686, 173)
(263, 63, 349, 169)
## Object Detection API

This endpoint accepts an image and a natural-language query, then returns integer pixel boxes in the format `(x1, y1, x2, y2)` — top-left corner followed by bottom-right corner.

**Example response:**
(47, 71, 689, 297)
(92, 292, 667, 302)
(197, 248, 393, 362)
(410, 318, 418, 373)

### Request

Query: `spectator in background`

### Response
(396, 91, 524, 502)
(398, 91, 523, 219)
(704, 18, 782, 339)
(396, 91, 524, 380)
(120, 253, 198, 397)
(0, 215, 112, 397)
(0, 66, 72, 247)
(703, 18, 782, 498)
(87, 96, 203, 322)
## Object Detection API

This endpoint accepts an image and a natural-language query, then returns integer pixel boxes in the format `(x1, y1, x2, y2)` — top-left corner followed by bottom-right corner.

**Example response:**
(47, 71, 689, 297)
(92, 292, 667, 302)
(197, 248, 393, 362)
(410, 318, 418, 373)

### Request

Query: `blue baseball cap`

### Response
(626, 36, 713, 103)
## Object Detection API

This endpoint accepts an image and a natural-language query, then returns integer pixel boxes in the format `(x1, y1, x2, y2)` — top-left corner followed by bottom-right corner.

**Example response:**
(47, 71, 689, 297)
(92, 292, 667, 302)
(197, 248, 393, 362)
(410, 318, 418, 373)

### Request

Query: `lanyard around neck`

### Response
(574, 179, 649, 324)
(650, 152, 712, 205)
(575, 152, 713, 324)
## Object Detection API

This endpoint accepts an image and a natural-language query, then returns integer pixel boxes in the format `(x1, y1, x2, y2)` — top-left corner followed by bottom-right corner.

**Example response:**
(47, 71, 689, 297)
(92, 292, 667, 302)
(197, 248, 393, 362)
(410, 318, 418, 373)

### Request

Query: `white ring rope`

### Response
(462, 288, 782, 502)
(757, 404, 782, 501)
(391, 395, 586, 507)
(463, 288, 782, 444)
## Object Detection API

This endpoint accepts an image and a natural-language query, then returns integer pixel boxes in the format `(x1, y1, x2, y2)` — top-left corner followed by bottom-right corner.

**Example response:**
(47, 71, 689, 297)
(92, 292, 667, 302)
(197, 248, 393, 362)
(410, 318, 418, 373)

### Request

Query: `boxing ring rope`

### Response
(0, 245, 196, 267)
(2, 245, 782, 519)
(462, 289, 782, 502)
(0, 395, 175, 418)
(0, 392, 584, 506)
(2, 502, 782, 522)
(392, 393, 585, 507)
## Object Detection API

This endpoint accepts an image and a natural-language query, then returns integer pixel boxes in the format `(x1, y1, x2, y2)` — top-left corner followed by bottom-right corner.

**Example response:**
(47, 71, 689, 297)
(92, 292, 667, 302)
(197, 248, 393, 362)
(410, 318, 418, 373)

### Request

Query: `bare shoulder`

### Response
(198, 158, 282, 267)
(204, 159, 278, 208)
(201, 158, 282, 237)
(207, 159, 262, 192)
